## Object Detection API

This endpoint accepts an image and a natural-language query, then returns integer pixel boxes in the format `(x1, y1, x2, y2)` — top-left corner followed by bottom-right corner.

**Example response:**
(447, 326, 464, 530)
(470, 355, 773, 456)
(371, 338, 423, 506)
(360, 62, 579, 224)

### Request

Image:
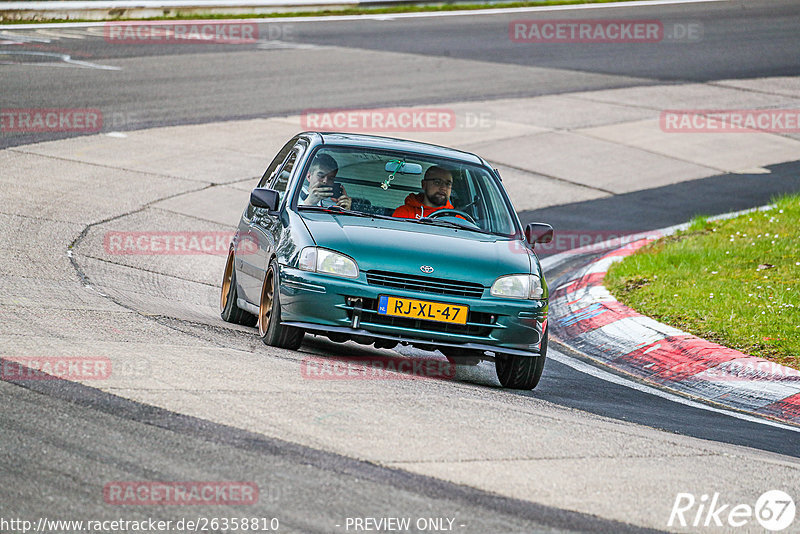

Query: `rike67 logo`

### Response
(669, 490, 795, 531)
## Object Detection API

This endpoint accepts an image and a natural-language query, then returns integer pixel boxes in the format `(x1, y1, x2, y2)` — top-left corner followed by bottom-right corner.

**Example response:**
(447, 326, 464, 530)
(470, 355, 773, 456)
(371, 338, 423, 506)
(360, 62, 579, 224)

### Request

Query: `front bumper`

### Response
(279, 265, 547, 356)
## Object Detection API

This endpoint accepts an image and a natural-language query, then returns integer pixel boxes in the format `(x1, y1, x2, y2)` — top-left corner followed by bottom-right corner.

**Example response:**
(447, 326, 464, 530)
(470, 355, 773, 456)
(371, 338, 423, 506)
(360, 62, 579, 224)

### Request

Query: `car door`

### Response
(238, 139, 307, 303)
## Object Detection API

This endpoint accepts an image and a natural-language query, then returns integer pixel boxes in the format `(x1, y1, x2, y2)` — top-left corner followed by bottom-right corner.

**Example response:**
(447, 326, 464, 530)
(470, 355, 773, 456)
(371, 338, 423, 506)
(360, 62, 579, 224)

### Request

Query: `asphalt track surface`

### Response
(2, 377, 653, 533)
(2, 0, 800, 149)
(2, 0, 800, 531)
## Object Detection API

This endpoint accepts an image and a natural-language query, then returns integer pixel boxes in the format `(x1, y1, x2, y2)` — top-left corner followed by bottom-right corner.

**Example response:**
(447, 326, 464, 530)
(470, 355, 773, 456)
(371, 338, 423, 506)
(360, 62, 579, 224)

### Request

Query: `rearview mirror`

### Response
(250, 188, 279, 211)
(385, 161, 423, 174)
(525, 223, 554, 247)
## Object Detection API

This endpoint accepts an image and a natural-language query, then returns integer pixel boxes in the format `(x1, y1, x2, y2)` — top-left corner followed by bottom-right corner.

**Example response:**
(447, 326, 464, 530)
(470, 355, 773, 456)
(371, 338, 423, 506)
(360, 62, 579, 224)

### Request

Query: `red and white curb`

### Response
(548, 237, 800, 426)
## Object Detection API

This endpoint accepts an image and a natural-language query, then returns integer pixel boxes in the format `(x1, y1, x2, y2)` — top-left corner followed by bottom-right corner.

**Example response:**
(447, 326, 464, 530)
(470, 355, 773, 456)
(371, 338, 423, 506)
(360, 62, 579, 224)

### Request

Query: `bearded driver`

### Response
(392, 166, 456, 219)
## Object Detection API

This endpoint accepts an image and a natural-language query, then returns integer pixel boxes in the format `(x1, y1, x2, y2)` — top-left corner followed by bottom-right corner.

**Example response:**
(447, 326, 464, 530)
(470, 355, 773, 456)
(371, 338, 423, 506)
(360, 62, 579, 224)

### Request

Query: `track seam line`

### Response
(568, 82, 800, 142)
(387, 452, 720, 464)
(568, 127, 732, 173)
(490, 160, 618, 195)
(8, 147, 216, 183)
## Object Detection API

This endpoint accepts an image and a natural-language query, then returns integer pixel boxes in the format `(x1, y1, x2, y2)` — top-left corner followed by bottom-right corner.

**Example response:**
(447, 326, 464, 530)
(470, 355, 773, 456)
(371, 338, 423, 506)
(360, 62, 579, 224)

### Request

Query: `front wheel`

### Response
(258, 260, 304, 350)
(495, 328, 547, 390)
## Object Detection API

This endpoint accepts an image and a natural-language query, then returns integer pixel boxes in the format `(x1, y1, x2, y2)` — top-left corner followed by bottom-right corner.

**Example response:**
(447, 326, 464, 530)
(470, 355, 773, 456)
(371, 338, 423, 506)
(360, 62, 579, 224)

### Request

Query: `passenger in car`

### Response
(301, 153, 352, 210)
(392, 166, 457, 219)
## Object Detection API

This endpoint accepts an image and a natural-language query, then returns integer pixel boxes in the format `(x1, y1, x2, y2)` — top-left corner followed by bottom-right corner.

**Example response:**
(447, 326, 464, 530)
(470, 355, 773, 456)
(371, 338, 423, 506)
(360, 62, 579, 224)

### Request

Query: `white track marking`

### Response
(549, 348, 800, 433)
(0, 50, 120, 69)
(255, 40, 318, 49)
(0, 30, 51, 42)
(35, 29, 88, 39)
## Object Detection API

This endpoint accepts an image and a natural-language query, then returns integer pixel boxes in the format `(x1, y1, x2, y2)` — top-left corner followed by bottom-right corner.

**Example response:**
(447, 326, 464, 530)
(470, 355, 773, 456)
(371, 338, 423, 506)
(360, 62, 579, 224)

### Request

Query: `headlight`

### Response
(298, 247, 358, 278)
(490, 274, 544, 299)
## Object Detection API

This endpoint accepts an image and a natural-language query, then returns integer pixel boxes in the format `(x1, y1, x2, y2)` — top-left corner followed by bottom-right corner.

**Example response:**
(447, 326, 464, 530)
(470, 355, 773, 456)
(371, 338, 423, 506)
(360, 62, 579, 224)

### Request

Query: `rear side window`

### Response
(257, 138, 296, 188)
(270, 150, 299, 204)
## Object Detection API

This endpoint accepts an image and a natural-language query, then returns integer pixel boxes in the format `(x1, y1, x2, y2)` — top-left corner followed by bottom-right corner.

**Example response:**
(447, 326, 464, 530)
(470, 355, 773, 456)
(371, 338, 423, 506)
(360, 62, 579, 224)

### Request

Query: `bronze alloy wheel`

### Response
(258, 266, 275, 338)
(220, 248, 257, 327)
(257, 260, 304, 349)
(220, 249, 235, 313)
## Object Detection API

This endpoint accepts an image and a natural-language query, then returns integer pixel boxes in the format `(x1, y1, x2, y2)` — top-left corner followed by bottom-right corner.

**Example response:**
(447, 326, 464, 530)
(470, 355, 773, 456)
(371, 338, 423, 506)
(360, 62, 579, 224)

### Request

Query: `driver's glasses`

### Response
(425, 178, 452, 188)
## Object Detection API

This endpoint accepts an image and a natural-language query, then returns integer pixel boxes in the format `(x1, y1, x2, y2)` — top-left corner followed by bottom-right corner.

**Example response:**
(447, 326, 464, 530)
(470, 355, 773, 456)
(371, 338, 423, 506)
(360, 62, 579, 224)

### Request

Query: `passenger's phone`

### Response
(331, 183, 343, 198)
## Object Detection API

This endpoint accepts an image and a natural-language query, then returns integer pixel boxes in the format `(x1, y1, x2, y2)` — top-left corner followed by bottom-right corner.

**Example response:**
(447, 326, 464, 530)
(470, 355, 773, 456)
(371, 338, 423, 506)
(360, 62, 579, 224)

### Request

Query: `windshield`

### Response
(294, 146, 519, 237)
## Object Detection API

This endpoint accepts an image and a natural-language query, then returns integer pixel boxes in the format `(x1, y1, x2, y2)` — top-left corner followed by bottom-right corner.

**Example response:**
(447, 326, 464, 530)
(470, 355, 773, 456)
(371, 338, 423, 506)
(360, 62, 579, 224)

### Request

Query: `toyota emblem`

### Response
(420, 265, 434, 273)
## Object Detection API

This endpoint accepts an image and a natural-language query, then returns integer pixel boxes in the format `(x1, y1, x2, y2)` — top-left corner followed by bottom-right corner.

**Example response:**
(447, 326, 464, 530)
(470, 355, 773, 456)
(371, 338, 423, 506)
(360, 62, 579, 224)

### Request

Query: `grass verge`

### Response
(1, 0, 645, 24)
(605, 194, 800, 370)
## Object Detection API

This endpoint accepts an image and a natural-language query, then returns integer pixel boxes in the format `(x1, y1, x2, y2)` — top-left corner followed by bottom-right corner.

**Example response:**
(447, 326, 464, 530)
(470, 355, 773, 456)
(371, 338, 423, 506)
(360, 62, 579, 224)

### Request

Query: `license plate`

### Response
(377, 295, 468, 325)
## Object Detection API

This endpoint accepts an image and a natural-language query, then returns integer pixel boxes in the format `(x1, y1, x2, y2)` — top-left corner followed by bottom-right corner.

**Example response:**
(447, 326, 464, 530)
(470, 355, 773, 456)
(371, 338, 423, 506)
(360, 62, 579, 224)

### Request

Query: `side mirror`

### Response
(250, 188, 279, 211)
(525, 223, 554, 247)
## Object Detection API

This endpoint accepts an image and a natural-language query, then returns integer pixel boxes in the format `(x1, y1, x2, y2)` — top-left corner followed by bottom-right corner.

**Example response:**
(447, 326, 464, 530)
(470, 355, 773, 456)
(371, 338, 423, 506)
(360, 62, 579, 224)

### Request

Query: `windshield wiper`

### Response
(297, 205, 396, 221)
(298, 205, 366, 216)
(298, 204, 344, 212)
(298, 205, 494, 232)
(415, 217, 492, 234)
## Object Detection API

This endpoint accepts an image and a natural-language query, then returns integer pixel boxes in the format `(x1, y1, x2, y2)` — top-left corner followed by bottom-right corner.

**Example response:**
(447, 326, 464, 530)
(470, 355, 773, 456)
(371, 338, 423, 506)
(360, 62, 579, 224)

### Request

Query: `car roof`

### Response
(304, 132, 486, 166)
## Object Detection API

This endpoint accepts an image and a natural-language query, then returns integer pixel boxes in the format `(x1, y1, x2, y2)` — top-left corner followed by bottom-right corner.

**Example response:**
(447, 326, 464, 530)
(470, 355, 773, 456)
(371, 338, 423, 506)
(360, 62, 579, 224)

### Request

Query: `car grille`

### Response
(366, 270, 484, 298)
(350, 298, 495, 337)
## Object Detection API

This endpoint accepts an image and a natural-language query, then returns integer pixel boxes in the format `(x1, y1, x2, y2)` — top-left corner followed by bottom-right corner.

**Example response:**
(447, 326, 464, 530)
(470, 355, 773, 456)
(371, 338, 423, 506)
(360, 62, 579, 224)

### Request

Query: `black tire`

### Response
(258, 259, 304, 350)
(220, 249, 257, 327)
(495, 328, 548, 390)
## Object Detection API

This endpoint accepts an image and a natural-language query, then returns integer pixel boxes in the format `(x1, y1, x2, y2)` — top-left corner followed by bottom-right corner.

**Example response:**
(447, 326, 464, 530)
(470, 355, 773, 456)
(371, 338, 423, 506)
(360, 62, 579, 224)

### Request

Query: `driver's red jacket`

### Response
(392, 193, 456, 219)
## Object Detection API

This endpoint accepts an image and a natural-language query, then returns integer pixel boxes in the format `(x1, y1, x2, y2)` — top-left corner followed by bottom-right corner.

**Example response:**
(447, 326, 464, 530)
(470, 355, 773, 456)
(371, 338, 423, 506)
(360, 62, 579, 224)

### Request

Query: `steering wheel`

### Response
(426, 209, 478, 226)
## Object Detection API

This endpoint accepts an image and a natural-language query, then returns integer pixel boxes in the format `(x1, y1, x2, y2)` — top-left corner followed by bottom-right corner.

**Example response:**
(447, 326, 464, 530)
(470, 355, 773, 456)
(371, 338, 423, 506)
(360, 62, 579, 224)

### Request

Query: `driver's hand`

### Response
(334, 186, 351, 210)
(305, 183, 333, 205)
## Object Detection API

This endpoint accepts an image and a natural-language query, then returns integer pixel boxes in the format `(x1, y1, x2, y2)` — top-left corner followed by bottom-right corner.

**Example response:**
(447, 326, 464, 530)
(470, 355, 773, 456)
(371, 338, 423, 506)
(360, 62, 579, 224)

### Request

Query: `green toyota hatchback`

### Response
(220, 132, 553, 389)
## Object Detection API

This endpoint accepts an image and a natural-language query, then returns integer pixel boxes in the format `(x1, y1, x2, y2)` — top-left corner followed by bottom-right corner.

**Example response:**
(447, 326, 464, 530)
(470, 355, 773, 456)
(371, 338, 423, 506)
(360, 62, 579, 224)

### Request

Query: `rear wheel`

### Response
(258, 260, 304, 350)
(220, 249, 257, 326)
(495, 328, 548, 390)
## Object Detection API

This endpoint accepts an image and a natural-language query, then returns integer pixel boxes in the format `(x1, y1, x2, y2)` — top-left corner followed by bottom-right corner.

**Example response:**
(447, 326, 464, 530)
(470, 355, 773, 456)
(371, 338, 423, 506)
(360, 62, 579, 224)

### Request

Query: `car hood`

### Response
(301, 213, 532, 286)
